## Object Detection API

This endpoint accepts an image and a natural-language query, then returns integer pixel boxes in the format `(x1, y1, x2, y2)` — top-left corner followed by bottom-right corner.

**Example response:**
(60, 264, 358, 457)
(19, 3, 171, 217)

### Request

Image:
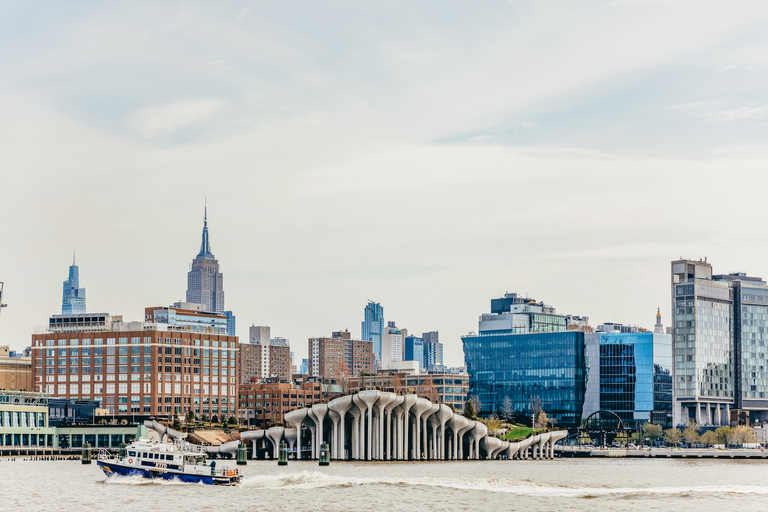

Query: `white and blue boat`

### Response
(97, 438, 240, 485)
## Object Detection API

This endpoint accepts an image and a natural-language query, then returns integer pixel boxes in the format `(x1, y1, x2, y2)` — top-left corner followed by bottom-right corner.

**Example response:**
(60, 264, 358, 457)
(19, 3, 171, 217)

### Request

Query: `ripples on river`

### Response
(2, 457, 767, 511)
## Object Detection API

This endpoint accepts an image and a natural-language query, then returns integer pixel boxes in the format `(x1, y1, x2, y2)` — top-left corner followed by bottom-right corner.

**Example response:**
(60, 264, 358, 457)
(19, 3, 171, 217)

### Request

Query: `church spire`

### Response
(196, 199, 215, 260)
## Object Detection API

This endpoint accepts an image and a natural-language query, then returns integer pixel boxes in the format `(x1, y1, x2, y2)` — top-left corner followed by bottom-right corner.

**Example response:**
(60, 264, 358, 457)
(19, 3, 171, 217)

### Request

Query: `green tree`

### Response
(464, 400, 477, 419)
(642, 423, 663, 444)
(211, 414, 219, 424)
(715, 426, 733, 445)
(172, 412, 182, 431)
(228, 416, 238, 426)
(682, 427, 699, 446)
(664, 428, 682, 446)
(186, 410, 195, 425)
(699, 430, 717, 447)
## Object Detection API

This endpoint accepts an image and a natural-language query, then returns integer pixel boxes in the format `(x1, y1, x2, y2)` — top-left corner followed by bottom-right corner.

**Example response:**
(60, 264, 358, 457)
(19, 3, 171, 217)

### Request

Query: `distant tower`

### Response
(186, 202, 225, 313)
(654, 307, 664, 334)
(362, 301, 385, 360)
(62, 252, 86, 314)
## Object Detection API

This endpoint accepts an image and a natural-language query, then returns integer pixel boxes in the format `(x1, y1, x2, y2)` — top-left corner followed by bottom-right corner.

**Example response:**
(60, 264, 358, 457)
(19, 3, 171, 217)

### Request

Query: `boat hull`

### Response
(97, 461, 238, 485)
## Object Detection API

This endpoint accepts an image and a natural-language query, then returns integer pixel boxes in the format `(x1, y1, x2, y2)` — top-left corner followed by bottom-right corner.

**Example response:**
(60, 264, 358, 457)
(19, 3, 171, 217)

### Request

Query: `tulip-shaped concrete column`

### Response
(549, 430, 567, 459)
(311, 404, 328, 460)
(410, 398, 433, 460)
(267, 426, 285, 459)
(328, 395, 353, 460)
(481, 437, 502, 459)
(357, 390, 380, 460)
(352, 393, 369, 460)
(348, 404, 362, 460)
(518, 436, 533, 459)
(383, 395, 404, 460)
(433, 405, 453, 460)
(327, 409, 341, 459)
(448, 415, 470, 460)
(285, 408, 309, 458)
(375, 392, 396, 460)
(239, 429, 264, 459)
(424, 404, 440, 459)
(506, 441, 521, 460)
(283, 428, 298, 458)
(470, 422, 488, 459)
(397, 395, 417, 460)
(536, 432, 550, 460)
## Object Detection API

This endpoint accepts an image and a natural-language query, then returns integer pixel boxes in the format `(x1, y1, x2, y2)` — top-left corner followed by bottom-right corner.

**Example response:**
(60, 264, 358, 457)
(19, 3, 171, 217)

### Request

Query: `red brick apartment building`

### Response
(31, 314, 239, 419)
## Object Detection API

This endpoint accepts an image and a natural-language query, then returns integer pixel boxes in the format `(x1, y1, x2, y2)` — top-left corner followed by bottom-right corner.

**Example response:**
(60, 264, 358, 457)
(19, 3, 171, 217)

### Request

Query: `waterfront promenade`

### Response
(558, 446, 768, 459)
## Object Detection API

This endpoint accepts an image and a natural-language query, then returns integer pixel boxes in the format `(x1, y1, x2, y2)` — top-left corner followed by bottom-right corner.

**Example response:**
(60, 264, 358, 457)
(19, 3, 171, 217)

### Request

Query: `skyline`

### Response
(2, 1, 768, 366)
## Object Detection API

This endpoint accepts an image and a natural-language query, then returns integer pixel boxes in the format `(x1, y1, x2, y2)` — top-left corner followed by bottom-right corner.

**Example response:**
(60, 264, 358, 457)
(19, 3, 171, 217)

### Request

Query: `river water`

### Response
(1, 457, 767, 511)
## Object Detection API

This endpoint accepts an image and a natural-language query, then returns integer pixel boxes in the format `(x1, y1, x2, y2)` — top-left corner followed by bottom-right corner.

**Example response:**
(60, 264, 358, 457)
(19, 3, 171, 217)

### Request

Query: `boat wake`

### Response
(240, 471, 768, 497)
(101, 474, 202, 486)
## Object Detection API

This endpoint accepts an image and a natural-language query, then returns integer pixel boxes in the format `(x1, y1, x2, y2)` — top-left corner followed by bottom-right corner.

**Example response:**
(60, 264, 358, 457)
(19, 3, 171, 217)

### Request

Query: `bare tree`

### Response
(339, 364, 351, 396)
(420, 378, 440, 403)
(500, 396, 513, 423)
(529, 395, 543, 426)
(392, 373, 404, 394)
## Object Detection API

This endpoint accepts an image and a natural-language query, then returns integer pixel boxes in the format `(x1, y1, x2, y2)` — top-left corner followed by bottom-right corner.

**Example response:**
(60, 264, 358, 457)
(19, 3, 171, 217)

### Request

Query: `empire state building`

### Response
(186, 206, 224, 313)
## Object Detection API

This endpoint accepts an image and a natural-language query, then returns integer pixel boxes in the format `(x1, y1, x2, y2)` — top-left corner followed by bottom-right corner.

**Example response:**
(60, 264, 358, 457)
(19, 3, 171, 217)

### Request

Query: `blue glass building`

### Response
(225, 310, 236, 337)
(463, 292, 672, 430)
(62, 254, 86, 315)
(463, 331, 587, 428)
(404, 335, 424, 369)
(586, 332, 673, 428)
(361, 301, 385, 360)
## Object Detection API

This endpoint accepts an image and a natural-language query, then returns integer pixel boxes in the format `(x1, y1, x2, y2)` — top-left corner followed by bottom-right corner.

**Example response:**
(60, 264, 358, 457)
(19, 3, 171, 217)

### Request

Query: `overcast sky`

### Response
(1, 1, 768, 366)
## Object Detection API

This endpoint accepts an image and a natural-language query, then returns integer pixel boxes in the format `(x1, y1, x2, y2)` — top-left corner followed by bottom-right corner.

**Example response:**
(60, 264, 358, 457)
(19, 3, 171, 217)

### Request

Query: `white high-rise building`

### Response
(381, 321, 406, 369)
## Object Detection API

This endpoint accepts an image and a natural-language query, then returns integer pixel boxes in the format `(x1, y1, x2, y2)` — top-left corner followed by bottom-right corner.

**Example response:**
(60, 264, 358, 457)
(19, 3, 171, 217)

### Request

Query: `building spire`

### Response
(196, 199, 215, 259)
(73, 250, 76, 266)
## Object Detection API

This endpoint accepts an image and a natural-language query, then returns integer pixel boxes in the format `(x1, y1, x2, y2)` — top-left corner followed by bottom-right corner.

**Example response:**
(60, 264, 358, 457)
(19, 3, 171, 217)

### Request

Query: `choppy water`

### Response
(2, 457, 767, 511)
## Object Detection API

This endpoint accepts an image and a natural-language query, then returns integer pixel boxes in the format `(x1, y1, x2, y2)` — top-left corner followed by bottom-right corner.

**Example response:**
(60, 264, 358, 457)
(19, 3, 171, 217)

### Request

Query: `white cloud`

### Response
(126, 99, 223, 138)
(236, 8, 249, 22)
(701, 104, 768, 122)
(719, 64, 759, 71)
(667, 99, 729, 110)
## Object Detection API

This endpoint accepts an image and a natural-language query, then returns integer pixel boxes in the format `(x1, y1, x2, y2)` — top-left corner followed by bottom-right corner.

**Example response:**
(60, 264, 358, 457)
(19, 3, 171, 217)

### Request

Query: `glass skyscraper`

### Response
(361, 301, 385, 361)
(404, 335, 424, 369)
(62, 254, 86, 315)
(585, 331, 673, 428)
(463, 330, 587, 427)
(423, 331, 443, 369)
(671, 259, 768, 425)
(463, 292, 672, 430)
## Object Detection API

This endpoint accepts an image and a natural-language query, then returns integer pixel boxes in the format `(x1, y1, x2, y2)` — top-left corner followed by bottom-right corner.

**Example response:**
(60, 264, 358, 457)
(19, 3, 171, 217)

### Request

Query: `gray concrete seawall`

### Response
(557, 447, 768, 459)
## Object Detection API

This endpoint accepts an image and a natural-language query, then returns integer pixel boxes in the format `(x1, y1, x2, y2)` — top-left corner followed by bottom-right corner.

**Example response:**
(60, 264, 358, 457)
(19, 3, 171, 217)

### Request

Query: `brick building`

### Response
(31, 315, 239, 420)
(308, 330, 374, 380)
(0, 345, 32, 391)
(349, 370, 469, 411)
(238, 381, 323, 428)
(238, 325, 291, 384)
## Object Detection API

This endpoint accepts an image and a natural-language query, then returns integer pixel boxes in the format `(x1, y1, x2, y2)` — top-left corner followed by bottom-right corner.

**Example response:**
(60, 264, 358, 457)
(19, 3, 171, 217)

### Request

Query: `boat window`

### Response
(128, 451, 136, 456)
(154, 453, 160, 459)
